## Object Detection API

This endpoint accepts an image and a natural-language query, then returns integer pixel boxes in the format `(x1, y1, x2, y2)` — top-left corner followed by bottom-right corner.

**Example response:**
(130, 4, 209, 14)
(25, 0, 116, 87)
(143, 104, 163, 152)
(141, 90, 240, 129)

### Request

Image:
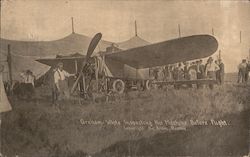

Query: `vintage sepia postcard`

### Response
(0, 0, 249, 156)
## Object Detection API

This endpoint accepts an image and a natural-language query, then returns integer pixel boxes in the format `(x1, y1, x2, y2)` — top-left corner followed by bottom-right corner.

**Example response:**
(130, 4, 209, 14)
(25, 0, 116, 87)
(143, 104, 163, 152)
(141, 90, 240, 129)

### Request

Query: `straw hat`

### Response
(57, 62, 63, 67)
(207, 57, 213, 62)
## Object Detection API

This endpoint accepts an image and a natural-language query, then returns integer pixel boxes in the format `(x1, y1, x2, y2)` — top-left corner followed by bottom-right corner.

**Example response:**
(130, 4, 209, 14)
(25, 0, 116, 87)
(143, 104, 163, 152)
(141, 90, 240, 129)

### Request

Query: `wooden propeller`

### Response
(70, 33, 102, 94)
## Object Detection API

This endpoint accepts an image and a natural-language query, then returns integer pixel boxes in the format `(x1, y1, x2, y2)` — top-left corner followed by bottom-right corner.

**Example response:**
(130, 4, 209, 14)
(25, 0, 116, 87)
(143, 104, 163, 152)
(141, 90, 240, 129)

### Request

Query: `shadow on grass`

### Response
(96, 109, 249, 156)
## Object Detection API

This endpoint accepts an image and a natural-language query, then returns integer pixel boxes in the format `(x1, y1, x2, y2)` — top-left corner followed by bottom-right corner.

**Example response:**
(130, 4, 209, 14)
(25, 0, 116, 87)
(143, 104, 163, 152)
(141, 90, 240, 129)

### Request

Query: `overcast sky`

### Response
(1, 0, 250, 72)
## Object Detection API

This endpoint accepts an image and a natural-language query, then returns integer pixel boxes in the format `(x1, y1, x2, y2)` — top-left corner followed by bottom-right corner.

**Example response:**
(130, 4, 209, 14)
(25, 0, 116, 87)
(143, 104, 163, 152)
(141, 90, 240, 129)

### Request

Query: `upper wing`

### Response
(36, 57, 85, 73)
(105, 35, 218, 69)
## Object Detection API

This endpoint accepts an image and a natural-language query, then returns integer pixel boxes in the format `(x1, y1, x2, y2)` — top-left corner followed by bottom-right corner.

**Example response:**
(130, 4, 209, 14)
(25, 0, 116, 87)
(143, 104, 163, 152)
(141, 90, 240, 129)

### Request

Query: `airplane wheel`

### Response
(145, 80, 153, 90)
(112, 79, 125, 94)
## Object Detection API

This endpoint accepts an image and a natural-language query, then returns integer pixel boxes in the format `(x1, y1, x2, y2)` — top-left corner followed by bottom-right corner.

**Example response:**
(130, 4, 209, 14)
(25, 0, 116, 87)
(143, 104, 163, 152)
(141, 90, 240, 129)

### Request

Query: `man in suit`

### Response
(196, 60, 205, 88)
(197, 60, 205, 79)
(237, 59, 247, 84)
(245, 60, 250, 83)
(218, 59, 225, 85)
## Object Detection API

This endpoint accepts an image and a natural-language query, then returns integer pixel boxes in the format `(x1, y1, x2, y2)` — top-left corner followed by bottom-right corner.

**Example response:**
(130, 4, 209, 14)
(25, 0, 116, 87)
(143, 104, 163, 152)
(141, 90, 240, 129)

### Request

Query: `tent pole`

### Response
(135, 20, 138, 36)
(7, 44, 13, 87)
(71, 17, 75, 34)
(219, 50, 221, 60)
(74, 60, 78, 73)
(178, 24, 181, 38)
(74, 60, 81, 91)
(240, 31, 241, 43)
(248, 48, 250, 61)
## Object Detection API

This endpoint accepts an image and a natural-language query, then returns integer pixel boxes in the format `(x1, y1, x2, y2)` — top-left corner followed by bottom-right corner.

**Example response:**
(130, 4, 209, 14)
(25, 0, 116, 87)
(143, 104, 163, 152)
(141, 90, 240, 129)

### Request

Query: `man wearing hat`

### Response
(53, 62, 75, 105)
(183, 61, 190, 80)
(205, 57, 219, 89)
(218, 59, 225, 85)
(237, 59, 248, 84)
(196, 60, 205, 88)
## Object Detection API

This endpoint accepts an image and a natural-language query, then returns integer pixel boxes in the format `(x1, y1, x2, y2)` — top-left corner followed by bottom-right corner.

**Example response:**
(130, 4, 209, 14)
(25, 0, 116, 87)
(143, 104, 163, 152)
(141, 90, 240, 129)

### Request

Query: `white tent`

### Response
(0, 33, 112, 82)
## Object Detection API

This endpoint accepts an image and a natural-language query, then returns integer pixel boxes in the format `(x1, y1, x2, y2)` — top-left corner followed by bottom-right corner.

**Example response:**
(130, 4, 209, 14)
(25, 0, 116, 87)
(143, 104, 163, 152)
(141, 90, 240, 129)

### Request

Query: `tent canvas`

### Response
(0, 33, 150, 82)
(117, 36, 150, 50)
(0, 33, 112, 82)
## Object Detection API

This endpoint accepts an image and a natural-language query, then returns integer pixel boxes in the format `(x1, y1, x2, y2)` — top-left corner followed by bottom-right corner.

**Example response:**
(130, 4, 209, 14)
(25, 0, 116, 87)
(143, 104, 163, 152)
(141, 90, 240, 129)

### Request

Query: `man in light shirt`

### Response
(205, 57, 219, 79)
(205, 57, 219, 89)
(53, 62, 75, 103)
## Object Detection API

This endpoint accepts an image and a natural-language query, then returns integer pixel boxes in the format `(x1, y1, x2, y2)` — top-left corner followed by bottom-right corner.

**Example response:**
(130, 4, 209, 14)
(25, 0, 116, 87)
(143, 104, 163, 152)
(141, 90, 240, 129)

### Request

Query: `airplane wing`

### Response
(36, 56, 85, 73)
(105, 35, 218, 69)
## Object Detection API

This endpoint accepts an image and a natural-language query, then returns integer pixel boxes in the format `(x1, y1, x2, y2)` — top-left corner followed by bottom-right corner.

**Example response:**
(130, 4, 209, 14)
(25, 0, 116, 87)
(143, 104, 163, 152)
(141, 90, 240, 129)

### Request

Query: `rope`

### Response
(1, 49, 45, 58)
(9, 51, 41, 58)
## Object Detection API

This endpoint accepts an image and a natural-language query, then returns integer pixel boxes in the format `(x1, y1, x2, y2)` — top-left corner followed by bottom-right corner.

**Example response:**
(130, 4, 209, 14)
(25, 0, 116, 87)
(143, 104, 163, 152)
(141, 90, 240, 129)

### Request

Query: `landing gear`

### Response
(145, 80, 153, 90)
(112, 79, 125, 94)
(111, 79, 154, 93)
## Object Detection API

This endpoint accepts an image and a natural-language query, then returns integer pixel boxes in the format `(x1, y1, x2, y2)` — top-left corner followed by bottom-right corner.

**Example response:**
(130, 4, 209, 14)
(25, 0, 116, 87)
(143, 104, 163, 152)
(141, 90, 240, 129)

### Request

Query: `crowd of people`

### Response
(237, 59, 250, 84)
(152, 57, 225, 85)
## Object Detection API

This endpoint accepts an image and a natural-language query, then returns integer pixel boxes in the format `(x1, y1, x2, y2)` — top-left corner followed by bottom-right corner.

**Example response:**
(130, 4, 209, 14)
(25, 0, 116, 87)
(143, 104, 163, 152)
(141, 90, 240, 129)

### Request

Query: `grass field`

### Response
(1, 83, 250, 156)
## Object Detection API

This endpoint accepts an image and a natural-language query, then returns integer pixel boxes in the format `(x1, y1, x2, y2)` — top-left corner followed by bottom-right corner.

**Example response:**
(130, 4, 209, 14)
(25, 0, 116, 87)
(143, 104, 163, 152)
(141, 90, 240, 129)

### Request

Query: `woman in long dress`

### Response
(0, 64, 12, 113)
(0, 65, 12, 157)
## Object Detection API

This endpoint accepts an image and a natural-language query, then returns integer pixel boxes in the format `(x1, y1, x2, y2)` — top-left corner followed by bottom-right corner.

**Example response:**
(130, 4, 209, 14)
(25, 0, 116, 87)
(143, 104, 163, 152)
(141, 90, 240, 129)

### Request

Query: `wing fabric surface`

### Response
(36, 57, 85, 73)
(105, 35, 218, 69)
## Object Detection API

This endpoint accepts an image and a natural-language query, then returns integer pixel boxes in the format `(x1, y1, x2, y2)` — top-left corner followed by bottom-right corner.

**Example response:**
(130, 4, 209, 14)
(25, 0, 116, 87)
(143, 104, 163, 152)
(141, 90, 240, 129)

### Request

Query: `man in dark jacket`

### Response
(196, 60, 205, 88)
(237, 59, 247, 83)
(246, 61, 250, 83)
(197, 60, 205, 79)
(218, 59, 225, 85)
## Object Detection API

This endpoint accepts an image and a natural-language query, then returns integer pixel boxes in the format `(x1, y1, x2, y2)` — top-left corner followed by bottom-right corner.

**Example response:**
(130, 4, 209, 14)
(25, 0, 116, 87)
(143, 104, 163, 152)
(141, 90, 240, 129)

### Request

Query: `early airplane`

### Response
(36, 33, 218, 98)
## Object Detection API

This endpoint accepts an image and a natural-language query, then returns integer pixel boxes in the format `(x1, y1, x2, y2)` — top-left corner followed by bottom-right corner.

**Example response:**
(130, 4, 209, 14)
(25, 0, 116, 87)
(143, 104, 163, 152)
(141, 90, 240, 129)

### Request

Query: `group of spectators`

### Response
(237, 59, 250, 84)
(152, 57, 225, 85)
